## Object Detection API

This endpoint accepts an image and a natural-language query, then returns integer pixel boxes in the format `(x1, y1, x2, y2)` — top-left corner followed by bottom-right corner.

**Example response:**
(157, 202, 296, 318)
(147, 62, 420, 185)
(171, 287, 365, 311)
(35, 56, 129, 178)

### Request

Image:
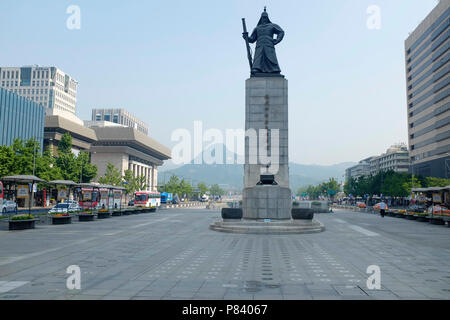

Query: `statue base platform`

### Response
(209, 219, 325, 234)
(251, 72, 285, 78)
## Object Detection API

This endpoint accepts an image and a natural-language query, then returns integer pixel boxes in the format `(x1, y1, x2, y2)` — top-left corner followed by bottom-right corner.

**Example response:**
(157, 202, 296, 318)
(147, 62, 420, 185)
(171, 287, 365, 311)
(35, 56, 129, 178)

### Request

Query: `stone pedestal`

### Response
(243, 185, 291, 220)
(209, 76, 324, 234)
(243, 77, 292, 220)
(244, 77, 289, 189)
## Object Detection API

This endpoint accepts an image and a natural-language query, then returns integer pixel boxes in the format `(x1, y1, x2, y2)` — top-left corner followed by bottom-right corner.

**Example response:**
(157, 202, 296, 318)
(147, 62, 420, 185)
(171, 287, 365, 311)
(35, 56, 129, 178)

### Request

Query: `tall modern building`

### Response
(91, 109, 148, 135)
(405, 0, 450, 178)
(0, 66, 81, 125)
(0, 87, 45, 148)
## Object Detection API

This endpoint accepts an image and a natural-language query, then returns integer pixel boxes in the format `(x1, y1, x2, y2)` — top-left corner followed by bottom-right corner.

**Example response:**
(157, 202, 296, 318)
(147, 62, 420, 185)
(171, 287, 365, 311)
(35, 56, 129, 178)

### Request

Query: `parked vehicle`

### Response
(134, 191, 161, 208)
(356, 202, 367, 208)
(49, 202, 80, 214)
(160, 192, 173, 204)
(1, 200, 17, 215)
(79, 188, 121, 210)
(201, 194, 209, 202)
(427, 205, 450, 216)
(128, 199, 135, 206)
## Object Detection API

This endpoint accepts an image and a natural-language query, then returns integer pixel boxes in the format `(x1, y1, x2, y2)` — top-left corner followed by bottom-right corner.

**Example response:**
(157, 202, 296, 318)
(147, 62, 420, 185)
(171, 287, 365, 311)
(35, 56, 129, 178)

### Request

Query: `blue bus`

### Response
(160, 192, 173, 204)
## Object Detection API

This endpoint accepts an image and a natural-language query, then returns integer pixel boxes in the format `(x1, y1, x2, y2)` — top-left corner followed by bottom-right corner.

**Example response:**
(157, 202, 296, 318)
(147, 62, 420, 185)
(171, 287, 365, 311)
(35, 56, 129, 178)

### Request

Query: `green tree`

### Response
(209, 184, 225, 197)
(165, 175, 181, 195)
(99, 163, 123, 186)
(123, 169, 136, 196)
(197, 182, 208, 195)
(54, 133, 97, 183)
(0, 144, 15, 177)
(424, 177, 450, 187)
(180, 179, 193, 197)
(77, 151, 97, 183)
(135, 175, 148, 191)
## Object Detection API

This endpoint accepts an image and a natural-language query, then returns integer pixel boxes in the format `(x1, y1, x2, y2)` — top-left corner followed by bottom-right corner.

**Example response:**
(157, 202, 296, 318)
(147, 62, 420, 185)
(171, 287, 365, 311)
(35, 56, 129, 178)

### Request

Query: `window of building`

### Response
(104, 114, 111, 122)
(113, 114, 119, 123)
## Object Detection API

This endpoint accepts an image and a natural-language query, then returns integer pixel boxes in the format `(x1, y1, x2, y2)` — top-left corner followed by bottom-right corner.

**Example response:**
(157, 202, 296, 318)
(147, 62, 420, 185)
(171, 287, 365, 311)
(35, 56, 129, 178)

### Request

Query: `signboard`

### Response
(17, 185, 29, 198)
(58, 188, 67, 199)
(83, 191, 92, 200)
(113, 190, 122, 199)
(432, 193, 442, 203)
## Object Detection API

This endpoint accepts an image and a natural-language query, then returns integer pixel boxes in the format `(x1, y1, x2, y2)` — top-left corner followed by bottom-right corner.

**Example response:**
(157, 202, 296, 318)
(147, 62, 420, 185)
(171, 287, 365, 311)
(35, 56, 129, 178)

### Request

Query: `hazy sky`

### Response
(0, 0, 439, 165)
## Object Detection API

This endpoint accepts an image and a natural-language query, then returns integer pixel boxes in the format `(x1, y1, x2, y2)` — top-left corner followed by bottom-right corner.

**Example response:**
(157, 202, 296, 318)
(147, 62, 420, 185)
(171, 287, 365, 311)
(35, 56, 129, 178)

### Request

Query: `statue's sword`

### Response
(242, 18, 253, 70)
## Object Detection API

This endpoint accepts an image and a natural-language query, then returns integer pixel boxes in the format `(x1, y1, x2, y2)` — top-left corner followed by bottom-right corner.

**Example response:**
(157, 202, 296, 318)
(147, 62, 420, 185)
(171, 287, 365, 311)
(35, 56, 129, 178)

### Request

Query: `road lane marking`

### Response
(348, 225, 380, 237)
(0, 281, 29, 293)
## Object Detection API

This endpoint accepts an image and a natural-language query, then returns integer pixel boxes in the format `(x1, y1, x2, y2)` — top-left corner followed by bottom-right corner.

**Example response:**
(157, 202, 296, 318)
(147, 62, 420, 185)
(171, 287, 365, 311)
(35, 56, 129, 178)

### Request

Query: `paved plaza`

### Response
(0, 207, 449, 300)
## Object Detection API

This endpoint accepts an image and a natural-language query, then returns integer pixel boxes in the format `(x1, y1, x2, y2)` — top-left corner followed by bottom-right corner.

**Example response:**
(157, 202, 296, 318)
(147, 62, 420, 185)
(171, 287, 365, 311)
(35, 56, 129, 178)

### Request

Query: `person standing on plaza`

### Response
(379, 200, 387, 218)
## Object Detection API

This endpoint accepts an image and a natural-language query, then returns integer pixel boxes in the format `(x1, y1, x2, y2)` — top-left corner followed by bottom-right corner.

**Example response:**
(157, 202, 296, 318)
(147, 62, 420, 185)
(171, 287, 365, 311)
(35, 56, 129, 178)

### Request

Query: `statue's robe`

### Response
(248, 23, 284, 74)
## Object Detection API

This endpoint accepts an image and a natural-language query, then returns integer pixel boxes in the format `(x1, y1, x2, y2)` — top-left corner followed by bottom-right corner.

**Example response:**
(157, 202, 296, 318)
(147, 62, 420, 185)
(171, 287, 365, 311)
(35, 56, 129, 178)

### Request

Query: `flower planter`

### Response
(51, 215, 72, 225)
(78, 214, 94, 222)
(97, 211, 110, 219)
(149, 207, 156, 213)
(405, 215, 417, 220)
(9, 219, 36, 230)
(122, 210, 131, 215)
(111, 211, 122, 217)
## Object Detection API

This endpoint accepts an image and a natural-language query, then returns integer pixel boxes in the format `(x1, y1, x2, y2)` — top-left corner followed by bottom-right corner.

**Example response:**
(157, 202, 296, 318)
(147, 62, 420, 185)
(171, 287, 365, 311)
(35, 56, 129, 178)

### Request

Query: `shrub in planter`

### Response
(9, 214, 36, 230)
(221, 208, 243, 220)
(292, 208, 314, 220)
(97, 209, 110, 219)
(11, 214, 34, 221)
(292, 201, 299, 207)
(78, 209, 94, 221)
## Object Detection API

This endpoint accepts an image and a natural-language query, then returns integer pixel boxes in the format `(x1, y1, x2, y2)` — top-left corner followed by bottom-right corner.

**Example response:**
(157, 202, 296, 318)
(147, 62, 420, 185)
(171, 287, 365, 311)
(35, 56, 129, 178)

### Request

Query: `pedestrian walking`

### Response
(379, 200, 387, 218)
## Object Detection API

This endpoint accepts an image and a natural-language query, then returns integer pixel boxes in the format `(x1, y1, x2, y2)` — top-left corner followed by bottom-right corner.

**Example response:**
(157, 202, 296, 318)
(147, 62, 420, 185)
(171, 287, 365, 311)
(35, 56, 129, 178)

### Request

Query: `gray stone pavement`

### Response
(0, 207, 449, 300)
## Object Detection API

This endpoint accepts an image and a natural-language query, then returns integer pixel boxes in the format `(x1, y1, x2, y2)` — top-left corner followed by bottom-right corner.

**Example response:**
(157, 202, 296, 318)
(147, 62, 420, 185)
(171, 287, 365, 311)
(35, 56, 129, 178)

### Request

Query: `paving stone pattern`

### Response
(0, 208, 449, 300)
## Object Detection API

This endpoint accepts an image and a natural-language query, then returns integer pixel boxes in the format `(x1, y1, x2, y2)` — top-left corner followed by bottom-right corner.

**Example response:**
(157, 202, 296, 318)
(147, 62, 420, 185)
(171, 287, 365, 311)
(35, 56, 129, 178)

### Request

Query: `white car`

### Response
(49, 202, 80, 214)
(1, 200, 17, 215)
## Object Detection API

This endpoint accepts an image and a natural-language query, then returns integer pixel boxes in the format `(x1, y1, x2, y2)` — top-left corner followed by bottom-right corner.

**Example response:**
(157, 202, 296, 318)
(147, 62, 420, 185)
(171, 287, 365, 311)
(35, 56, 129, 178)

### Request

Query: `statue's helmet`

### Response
(257, 7, 272, 26)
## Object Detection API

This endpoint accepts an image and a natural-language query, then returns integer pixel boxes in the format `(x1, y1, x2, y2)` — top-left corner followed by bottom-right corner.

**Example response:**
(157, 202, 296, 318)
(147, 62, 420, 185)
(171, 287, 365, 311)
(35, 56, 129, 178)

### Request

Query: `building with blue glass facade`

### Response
(405, 0, 450, 178)
(0, 87, 45, 148)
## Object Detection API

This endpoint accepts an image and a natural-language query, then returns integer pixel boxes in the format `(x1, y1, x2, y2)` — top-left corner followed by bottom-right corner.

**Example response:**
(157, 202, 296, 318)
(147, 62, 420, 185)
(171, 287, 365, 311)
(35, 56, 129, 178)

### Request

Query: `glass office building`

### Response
(405, 1, 450, 178)
(0, 87, 45, 148)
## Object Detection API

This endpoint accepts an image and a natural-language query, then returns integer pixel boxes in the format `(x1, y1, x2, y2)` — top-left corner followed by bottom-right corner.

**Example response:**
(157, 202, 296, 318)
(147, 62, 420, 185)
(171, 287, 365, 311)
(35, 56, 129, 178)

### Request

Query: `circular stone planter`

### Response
(78, 214, 94, 222)
(405, 215, 417, 220)
(97, 211, 110, 219)
(148, 207, 156, 213)
(111, 211, 122, 217)
(416, 216, 429, 222)
(291, 208, 314, 220)
(221, 208, 243, 220)
(395, 213, 406, 218)
(9, 219, 37, 230)
(122, 210, 131, 215)
(51, 215, 72, 225)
